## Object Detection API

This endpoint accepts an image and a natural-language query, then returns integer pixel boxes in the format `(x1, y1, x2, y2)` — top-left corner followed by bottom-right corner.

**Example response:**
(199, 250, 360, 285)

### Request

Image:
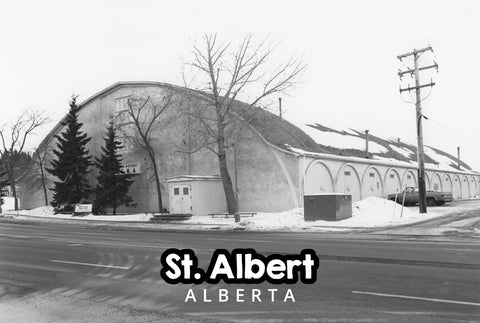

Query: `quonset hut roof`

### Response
(38, 81, 476, 174)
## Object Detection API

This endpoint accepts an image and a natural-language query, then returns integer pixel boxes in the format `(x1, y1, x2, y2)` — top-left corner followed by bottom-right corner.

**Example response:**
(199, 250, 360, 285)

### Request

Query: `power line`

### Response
(425, 116, 476, 146)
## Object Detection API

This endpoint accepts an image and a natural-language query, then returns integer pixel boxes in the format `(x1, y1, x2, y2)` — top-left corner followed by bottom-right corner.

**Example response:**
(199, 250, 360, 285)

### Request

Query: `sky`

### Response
(1, 0, 479, 170)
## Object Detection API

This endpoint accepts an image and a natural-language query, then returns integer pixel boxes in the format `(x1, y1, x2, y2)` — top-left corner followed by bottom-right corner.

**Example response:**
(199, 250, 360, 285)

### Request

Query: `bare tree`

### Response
(116, 90, 177, 213)
(184, 33, 306, 219)
(30, 145, 53, 206)
(0, 110, 49, 210)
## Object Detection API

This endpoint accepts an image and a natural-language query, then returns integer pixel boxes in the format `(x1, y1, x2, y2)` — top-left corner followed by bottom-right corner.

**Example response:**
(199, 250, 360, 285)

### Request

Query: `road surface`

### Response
(0, 220, 479, 322)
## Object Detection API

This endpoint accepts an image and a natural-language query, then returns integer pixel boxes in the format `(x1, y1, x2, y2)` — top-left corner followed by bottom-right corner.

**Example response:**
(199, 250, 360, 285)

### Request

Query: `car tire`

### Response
(427, 198, 435, 207)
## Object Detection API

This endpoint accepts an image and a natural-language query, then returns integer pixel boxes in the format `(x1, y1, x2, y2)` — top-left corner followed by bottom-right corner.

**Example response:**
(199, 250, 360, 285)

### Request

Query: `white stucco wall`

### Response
(300, 154, 479, 204)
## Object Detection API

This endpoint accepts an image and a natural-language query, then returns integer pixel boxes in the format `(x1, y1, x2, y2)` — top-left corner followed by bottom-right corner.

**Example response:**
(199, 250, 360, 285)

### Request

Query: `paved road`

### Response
(379, 199, 480, 237)
(0, 221, 479, 322)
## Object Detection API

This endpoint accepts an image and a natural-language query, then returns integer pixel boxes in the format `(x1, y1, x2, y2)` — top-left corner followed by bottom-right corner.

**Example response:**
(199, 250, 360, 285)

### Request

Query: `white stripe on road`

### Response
(67, 232, 114, 236)
(206, 238, 272, 243)
(187, 310, 327, 316)
(352, 291, 480, 307)
(50, 259, 131, 270)
(442, 248, 479, 252)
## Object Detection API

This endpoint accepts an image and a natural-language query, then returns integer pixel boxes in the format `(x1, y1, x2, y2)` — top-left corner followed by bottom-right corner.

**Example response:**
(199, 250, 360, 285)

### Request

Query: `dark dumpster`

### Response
(304, 193, 352, 221)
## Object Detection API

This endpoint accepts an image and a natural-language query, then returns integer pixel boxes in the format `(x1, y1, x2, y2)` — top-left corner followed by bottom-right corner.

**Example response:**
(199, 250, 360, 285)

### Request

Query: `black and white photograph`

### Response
(1, 1, 479, 322)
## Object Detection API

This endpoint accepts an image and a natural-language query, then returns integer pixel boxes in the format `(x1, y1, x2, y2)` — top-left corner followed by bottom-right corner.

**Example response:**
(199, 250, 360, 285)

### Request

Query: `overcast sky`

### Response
(1, 0, 479, 170)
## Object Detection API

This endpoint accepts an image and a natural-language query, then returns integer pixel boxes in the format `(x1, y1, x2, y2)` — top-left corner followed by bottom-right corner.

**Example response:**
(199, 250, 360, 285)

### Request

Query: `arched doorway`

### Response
(444, 174, 452, 194)
(432, 173, 443, 192)
(469, 177, 477, 198)
(337, 164, 362, 202)
(384, 168, 402, 196)
(461, 176, 470, 199)
(362, 167, 383, 198)
(304, 162, 334, 194)
(403, 169, 417, 189)
(452, 174, 462, 199)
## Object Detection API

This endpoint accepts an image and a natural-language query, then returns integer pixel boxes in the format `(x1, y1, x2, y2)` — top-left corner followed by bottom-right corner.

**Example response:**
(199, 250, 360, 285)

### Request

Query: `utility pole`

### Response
(457, 146, 461, 170)
(397, 46, 438, 214)
(278, 97, 283, 120)
(365, 130, 369, 158)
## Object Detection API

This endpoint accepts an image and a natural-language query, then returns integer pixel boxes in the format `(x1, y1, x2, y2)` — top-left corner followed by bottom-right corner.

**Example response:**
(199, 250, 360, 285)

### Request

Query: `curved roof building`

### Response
(18, 82, 480, 214)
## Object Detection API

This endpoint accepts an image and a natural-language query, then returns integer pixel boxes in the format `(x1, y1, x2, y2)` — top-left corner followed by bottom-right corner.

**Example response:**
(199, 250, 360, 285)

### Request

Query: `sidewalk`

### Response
(0, 212, 234, 232)
(2, 197, 479, 234)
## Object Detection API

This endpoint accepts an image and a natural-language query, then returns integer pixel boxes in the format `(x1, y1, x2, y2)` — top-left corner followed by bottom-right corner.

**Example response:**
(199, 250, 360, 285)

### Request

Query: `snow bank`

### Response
(348, 196, 418, 226)
(9, 197, 473, 231)
(228, 197, 449, 230)
(229, 208, 313, 231)
(15, 206, 55, 216)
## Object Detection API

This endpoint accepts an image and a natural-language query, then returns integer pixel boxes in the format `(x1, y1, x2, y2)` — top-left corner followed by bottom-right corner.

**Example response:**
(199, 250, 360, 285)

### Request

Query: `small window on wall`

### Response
(183, 187, 189, 195)
(390, 174, 395, 179)
(174, 188, 179, 195)
(464, 178, 467, 182)
(407, 175, 412, 179)
(445, 177, 449, 181)
(434, 184, 439, 191)
(369, 173, 375, 178)
(344, 171, 351, 176)
(114, 96, 132, 125)
(455, 178, 458, 182)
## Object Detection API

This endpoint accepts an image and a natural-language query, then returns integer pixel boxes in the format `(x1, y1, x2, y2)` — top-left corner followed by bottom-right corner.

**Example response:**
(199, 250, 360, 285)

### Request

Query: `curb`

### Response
(1, 215, 479, 242)
(0, 213, 358, 234)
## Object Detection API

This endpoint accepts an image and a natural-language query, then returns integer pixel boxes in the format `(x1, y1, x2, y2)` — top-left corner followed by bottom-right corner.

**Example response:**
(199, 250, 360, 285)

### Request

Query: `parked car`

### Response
(388, 187, 453, 206)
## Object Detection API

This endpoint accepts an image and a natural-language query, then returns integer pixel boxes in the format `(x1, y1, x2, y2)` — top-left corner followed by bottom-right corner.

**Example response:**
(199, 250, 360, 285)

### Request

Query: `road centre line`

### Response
(206, 238, 273, 243)
(67, 232, 114, 236)
(352, 291, 480, 307)
(27, 235, 213, 252)
(50, 259, 131, 270)
(187, 310, 327, 316)
(442, 248, 479, 252)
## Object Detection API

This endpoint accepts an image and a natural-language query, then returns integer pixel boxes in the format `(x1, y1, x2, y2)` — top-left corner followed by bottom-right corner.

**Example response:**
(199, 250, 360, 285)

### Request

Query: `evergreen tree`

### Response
(47, 96, 92, 211)
(94, 121, 135, 215)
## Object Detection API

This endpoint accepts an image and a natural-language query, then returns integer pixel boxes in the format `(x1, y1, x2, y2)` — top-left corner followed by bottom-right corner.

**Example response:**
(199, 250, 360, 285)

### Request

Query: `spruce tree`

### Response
(47, 96, 92, 211)
(94, 121, 135, 215)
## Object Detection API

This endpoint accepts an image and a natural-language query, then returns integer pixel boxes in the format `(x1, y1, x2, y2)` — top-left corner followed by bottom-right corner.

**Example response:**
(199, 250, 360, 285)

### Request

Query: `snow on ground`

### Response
(227, 197, 444, 231)
(14, 206, 55, 217)
(6, 197, 477, 231)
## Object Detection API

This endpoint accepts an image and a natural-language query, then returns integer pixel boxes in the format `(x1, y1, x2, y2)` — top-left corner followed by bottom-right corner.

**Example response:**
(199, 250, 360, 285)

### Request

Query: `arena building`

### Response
(18, 81, 480, 215)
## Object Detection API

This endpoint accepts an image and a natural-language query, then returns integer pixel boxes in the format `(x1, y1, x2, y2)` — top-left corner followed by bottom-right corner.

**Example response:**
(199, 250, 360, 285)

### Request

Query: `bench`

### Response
(209, 212, 257, 218)
(149, 213, 193, 221)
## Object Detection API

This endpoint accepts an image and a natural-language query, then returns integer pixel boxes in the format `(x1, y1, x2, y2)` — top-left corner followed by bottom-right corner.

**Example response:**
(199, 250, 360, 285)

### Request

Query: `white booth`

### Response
(166, 175, 227, 216)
